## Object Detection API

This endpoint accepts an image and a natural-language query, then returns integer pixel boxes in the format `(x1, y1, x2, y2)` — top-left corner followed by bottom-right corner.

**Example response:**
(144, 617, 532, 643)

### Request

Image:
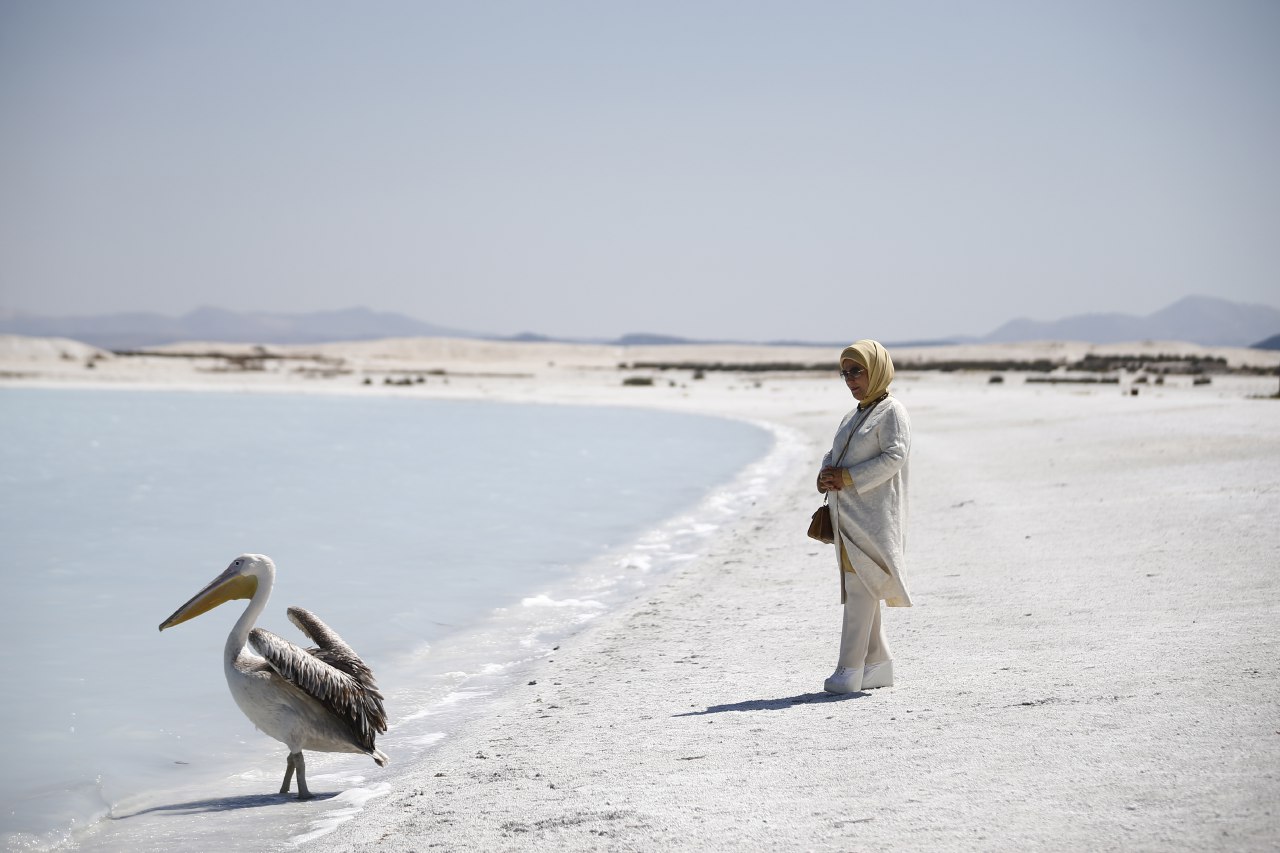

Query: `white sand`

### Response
(4, 336, 1279, 851)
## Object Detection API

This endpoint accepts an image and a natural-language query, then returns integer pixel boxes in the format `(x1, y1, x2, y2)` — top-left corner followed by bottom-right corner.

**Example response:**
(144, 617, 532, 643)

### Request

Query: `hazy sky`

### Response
(2, 1, 1277, 341)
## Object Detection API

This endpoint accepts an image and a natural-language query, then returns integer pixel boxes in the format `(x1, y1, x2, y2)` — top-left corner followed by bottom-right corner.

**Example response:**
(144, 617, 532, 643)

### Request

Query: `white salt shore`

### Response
(3, 336, 1278, 851)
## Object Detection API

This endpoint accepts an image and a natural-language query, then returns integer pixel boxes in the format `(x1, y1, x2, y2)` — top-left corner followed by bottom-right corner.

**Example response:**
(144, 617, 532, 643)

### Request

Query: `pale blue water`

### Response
(0, 388, 775, 850)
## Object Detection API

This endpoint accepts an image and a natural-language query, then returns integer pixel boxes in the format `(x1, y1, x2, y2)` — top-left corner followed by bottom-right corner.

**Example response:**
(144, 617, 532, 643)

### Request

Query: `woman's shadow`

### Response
(673, 691, 864, 717)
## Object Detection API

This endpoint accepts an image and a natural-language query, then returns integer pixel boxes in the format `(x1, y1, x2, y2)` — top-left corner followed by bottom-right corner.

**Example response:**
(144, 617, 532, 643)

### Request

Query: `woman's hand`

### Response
(817, 467, 844, 492)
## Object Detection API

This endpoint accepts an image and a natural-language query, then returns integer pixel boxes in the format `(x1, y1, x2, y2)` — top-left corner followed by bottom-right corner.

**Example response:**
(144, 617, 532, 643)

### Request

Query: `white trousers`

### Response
(838, 570, 892, 669)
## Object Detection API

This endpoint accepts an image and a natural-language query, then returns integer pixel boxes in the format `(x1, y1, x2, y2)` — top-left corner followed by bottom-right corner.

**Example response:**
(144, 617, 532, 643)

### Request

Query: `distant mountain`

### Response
(614, 332, 700, 346)
(982, 295, 1280, 347)
(4, 295, 1276, 350)
(1254, 333, 1280, 351)
(0, 306, 477, 350)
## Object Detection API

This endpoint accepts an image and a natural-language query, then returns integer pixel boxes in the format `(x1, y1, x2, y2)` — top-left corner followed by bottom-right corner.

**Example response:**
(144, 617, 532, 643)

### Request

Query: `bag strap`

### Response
(829, 394, 887, 546)
(834, 394, 887, 466)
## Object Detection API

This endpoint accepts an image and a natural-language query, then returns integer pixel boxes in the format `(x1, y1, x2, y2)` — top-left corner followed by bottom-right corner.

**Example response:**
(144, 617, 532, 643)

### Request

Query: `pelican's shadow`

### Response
(673, 691, 865, 717)
(111, 791, 339, 819)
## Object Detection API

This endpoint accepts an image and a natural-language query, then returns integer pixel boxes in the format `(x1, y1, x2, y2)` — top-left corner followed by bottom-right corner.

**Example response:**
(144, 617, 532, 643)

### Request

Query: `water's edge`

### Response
(274, 417, 809, 850)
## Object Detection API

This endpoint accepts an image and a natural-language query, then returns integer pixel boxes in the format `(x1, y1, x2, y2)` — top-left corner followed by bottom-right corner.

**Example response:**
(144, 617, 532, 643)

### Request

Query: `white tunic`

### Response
(821, 396, 913, 607)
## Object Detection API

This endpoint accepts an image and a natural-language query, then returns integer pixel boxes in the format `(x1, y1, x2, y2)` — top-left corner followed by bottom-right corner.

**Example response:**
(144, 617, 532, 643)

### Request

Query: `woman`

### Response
(816, 339, 913, 694)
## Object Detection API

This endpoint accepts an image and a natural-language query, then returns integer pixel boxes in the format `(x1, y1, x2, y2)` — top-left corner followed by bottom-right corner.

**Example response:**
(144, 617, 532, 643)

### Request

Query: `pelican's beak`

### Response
(159, 565, 259, 631)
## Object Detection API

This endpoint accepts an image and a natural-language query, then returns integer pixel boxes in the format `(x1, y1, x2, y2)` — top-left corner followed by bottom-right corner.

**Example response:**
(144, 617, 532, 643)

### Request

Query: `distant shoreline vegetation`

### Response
(621, 354, 1273, 376)
(85, 348, 1274, 376)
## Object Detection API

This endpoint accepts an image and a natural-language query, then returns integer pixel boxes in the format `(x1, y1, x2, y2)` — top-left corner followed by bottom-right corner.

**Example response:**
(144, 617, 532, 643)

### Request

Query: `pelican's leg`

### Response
(279, 752, 296, 795)
(294, 751, 313, 800)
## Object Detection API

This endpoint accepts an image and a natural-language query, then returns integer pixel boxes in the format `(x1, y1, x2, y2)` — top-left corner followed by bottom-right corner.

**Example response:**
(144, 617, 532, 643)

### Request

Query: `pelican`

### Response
(159, 554, 388, 799)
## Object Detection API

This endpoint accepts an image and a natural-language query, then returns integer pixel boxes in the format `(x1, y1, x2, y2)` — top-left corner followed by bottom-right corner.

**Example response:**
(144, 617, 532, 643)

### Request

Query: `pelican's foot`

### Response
(294, 751, 312, 801)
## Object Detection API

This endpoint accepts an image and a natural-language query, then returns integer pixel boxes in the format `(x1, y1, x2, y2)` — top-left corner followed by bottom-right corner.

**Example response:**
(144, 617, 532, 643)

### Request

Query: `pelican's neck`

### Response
(224, 565, 273, 668)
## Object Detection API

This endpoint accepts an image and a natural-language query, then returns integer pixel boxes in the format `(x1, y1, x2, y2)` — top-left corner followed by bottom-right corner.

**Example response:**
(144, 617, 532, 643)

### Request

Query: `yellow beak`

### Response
(159, 567, 259, 631)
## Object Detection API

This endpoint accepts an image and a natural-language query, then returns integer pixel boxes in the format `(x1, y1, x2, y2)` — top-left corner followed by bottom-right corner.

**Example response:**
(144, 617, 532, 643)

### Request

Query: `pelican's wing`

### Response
(287, 607, 379, 688)
(248, 625, 387, 751)
(288, 607, 386, 733)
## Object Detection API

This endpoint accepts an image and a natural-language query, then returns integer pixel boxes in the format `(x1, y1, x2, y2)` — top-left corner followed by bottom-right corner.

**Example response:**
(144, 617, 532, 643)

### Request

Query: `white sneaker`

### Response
(824, 666, 863, 694)
(862, 660, 894, 689)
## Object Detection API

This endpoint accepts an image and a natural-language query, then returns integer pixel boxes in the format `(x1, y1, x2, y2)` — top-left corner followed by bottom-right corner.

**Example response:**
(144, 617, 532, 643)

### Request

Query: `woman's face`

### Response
(842, 359, 869, 400)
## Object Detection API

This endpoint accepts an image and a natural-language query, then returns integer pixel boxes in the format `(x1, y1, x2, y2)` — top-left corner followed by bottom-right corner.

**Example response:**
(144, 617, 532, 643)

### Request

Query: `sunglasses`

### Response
(840, 367, 866, 379)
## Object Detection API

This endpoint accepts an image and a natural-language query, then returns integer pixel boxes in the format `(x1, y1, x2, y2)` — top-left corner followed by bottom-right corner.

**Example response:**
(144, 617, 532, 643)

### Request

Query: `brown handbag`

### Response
(807, 497, 834, 544)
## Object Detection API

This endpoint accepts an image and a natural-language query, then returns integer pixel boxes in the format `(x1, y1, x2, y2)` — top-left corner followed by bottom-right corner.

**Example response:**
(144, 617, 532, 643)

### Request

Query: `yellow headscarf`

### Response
(839, 339, 895, 404)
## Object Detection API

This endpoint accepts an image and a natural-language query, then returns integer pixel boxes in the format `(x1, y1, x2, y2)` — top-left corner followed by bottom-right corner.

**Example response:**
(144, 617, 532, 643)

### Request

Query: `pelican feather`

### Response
(248, 614, 388, 761)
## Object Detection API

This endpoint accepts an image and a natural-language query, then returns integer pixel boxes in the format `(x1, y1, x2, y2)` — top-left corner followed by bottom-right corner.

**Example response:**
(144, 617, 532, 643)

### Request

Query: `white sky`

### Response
(1, 1, 1277, 341)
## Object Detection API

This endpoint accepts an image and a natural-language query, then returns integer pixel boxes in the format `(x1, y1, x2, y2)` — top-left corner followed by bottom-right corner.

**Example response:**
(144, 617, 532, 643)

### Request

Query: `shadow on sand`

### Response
(111, 791, 338, 819)
(673, 691, 865, 717)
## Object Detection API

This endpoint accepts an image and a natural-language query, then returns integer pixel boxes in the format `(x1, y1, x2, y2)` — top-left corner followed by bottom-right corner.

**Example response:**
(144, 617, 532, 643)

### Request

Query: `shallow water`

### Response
(0, 388, 776, 850)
